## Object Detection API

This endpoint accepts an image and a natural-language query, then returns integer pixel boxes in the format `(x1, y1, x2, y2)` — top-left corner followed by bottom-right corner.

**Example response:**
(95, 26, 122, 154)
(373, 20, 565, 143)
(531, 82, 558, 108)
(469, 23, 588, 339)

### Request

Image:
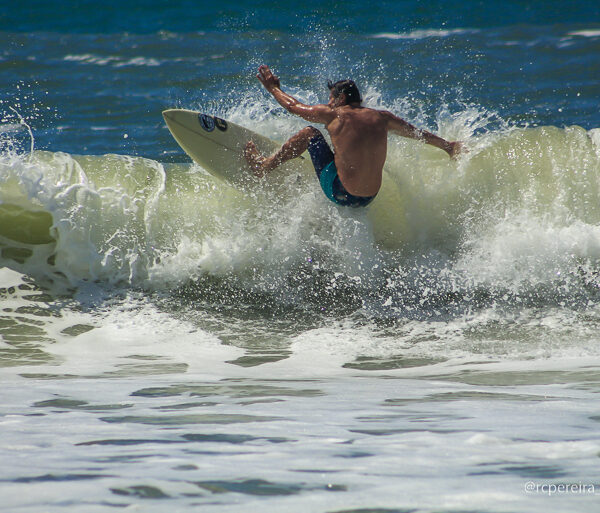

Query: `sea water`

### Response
(2, 2, 600, 512)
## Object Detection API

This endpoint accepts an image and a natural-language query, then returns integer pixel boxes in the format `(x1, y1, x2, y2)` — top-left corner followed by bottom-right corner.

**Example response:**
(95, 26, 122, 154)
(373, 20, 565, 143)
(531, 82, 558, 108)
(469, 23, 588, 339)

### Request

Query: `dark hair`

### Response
(327, 79, 362, 104)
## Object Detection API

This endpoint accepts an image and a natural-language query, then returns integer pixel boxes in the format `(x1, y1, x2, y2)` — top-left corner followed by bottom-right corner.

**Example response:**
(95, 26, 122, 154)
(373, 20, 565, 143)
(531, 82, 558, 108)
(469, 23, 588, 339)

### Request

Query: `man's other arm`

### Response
(383, 110, 462, 158)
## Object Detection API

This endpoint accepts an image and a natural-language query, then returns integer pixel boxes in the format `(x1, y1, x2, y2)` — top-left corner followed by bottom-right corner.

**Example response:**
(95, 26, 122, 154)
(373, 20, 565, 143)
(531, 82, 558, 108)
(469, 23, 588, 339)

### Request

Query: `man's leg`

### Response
(244, 126, 320, 177)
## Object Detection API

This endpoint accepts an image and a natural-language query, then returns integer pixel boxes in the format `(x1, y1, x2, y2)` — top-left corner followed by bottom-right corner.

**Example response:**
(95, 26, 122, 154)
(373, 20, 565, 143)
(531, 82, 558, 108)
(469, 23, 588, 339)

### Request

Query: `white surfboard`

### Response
(162, 109, 314, 186)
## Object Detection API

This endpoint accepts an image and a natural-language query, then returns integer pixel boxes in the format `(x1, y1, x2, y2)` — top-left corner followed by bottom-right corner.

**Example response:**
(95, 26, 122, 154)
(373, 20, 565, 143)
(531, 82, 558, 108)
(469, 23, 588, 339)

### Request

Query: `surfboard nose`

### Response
(162, 109, 198, 131)
(163, 109, 188, 133)
(162, 109, 177, 124)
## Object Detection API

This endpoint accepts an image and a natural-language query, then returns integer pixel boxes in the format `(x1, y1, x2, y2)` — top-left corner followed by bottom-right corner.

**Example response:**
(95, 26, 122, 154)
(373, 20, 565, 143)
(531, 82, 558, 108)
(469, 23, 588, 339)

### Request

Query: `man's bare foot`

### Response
(244, 141, 267, 177)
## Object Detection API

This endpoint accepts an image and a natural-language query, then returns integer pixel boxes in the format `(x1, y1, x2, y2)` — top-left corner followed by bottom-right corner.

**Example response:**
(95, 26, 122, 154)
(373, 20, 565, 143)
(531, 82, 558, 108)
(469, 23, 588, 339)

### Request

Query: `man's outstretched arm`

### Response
(256, 65, 335, 125)
(383, 111, 462, 159)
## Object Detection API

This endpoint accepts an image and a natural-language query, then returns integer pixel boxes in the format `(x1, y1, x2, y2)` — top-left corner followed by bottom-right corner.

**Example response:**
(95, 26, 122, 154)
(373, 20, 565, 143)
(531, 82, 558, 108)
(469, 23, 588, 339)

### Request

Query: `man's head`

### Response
(327, 79, 361, 106)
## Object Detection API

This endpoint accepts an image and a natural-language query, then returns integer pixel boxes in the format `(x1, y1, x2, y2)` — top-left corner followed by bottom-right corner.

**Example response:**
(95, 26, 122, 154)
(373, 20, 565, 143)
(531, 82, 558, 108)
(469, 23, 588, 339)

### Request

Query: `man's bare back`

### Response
(244, 65, 462, 205)
(325, 105, 389, 197)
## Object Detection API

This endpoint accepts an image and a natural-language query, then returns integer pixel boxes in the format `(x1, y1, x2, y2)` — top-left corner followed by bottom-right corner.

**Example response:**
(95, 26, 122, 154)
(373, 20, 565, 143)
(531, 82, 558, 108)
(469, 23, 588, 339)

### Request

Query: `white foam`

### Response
(567, 29, 600, 38)
(0, 123, 23, 133)
(114, 57, 161, 67)
(372, 28, 476, 40)
(0, 267, 25, 288)
(64, 54, 163, 67)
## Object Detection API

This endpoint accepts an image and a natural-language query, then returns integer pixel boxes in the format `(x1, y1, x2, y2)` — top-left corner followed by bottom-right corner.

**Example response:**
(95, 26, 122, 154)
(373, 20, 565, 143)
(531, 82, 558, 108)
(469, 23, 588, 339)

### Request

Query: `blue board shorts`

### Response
(307, 130, 375, 207)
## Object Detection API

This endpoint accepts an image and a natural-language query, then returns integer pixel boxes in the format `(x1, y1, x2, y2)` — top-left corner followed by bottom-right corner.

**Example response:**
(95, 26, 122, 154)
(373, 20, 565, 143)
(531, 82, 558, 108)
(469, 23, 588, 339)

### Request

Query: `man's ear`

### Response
(338, 92, 347, 105)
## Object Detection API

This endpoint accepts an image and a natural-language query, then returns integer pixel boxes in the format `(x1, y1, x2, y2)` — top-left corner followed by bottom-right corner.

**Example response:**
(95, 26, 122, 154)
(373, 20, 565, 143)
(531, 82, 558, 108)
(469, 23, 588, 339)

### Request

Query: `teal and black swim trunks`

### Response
(307, 129, 375, 207)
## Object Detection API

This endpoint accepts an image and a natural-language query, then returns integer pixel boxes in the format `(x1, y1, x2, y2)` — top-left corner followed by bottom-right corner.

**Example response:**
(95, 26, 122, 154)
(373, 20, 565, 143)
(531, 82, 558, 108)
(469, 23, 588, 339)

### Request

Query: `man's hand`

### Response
(254, 65, 335, 124)
(447, 141, 465, 160)
(256, 65, 281, 93)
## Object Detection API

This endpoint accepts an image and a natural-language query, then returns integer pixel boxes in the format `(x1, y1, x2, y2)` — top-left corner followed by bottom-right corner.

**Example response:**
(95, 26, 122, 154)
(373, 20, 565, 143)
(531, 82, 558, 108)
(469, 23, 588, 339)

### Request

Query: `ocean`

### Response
(2, 1, 600, 511)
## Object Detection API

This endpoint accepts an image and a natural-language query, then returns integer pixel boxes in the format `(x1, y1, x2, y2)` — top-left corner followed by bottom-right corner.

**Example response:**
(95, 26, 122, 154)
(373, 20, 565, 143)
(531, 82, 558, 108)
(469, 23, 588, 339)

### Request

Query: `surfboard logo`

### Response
(214, 117, 228, 132)
(199, 114, 215, 132)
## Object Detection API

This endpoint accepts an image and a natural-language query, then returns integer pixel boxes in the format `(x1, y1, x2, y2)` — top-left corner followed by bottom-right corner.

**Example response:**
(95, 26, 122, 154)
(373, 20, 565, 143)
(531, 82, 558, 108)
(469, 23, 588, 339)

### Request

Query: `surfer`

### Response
(245, 65, 462, 207)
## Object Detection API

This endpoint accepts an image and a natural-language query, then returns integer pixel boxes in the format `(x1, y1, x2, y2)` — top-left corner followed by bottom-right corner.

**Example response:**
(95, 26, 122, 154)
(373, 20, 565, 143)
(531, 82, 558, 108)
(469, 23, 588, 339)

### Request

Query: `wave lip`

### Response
(0, 150, 167, 290)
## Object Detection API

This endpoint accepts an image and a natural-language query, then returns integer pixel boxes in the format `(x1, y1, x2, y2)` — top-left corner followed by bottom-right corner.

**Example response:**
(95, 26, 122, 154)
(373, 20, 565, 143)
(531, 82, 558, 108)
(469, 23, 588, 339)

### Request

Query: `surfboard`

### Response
(162, 109, 314, 186)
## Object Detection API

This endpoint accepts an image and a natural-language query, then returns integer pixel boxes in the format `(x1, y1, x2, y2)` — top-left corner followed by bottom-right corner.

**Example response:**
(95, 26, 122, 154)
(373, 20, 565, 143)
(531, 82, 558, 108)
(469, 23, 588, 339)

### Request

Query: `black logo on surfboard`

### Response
(199, 114, 215, 132)
(214, 117, 228, 132)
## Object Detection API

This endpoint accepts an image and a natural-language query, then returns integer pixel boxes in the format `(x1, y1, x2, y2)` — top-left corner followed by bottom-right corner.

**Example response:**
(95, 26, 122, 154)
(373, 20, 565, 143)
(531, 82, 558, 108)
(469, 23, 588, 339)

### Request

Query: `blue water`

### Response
(4, 0, 600, 33)
(2, 2, 600, 512)
(3, 1, 600, 158)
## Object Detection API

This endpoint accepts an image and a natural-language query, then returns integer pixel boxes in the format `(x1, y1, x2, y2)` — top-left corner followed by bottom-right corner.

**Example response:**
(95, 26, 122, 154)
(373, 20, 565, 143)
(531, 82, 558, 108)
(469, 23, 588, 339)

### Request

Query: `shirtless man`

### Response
(245, 65, 462, 207)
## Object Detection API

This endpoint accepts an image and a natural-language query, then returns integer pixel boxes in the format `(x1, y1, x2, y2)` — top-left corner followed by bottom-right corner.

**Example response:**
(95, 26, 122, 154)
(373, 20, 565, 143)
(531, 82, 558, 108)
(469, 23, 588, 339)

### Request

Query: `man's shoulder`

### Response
(336, 105, 383, 116)
(358, 106, 389, 118)
(352, 107, 390, 126)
